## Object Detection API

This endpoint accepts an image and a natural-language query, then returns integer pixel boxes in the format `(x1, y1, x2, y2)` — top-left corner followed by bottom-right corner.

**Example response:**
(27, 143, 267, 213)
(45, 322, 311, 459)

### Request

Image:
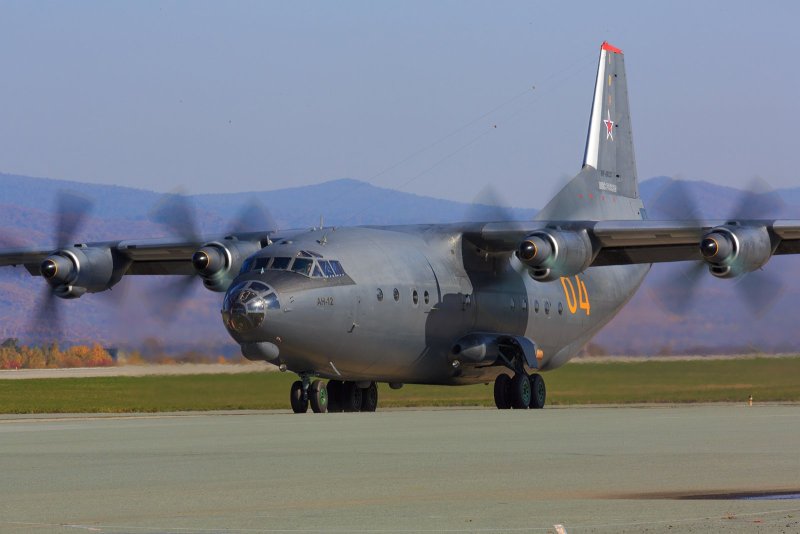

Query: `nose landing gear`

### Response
(493, 372, 546, 409)
(290, 376, 329, 413)
(290, 377, 378, 413)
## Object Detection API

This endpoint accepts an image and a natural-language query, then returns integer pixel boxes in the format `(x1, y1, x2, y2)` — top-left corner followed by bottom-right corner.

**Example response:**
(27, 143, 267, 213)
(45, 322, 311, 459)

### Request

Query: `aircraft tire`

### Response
(361, 382, 378, 412)
(510, 372, 532, 409)
(493, 374, 512, 409)
(343, 381, 363, 412)
(326, 380, 344, 412)
(290, 381, 308, 413)
(309, 380, 329, 413)
(529, 374, 546, 409)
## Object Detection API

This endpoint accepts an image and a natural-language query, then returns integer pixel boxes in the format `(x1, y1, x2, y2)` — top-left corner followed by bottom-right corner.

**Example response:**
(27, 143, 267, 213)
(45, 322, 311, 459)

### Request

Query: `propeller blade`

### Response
(56, 191, 93, 247)
(150, 189, 200, 242)
(465, 185, 523, 226)
(649, 178, 703, 223)
(650, 261, 707, 315)
(28, 287, 62, 344)
(730, 176, 784, 221)
(229, 199, 278, 234)
(148, 276, 197, 324)
(735, 270, 783, 318)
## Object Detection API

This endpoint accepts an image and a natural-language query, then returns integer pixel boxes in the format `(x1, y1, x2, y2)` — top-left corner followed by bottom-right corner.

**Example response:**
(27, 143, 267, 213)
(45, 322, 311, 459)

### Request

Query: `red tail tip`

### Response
(601, 41, 623, 54)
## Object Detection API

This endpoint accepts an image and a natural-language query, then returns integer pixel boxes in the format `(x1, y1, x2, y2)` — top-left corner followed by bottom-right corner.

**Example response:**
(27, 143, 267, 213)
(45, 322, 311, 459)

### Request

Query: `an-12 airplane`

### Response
(2, 42, 798, 413)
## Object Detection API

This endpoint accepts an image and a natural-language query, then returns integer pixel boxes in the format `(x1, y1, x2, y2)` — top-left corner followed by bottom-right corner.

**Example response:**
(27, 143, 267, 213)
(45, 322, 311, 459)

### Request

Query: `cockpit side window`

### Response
(271, 257, 291, 270)
(254, 257, 270, 272)
(312, 264, 323, 277)
(241, 258, 255, 274)
(291, 258, 314, 276)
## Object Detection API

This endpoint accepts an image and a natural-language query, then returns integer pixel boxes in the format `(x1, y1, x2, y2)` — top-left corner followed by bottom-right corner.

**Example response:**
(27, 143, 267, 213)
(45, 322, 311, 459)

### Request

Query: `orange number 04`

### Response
(559, 276, 591, 316)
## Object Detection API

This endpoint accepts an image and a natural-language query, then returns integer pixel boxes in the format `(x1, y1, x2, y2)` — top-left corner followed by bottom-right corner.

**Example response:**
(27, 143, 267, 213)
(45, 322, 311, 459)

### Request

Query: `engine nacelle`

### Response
(40, 246, 127, 299)
(700, 225, 773, 278)
(516, 230, 593, 282)
(192, 237, 262, 292)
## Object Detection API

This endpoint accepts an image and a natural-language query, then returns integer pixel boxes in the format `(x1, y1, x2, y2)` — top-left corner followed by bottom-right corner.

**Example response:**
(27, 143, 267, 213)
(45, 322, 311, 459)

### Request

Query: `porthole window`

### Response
(424, 290, 430, 305)
(558, 302, 563, 315)
(377, 288, 384, 302)
(412, 289, 419, 305)
(544, 301, 551, 315)
(393, 288, 400, 302)
(522, 298, 528, 312)
(534, 300, 540, 313)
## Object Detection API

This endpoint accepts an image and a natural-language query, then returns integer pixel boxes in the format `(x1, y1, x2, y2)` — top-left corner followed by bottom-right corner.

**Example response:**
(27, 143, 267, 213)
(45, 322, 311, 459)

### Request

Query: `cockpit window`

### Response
(329, 260, 345, 276)
(291, 258, 313, 276)
(243, 254, 347, 279)
(271, 257, 291, 270)
(319, 260, 336, 277)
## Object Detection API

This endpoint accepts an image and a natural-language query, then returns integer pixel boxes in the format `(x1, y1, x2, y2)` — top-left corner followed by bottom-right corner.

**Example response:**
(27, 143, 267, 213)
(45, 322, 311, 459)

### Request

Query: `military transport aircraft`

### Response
(2, 42, 799, 413)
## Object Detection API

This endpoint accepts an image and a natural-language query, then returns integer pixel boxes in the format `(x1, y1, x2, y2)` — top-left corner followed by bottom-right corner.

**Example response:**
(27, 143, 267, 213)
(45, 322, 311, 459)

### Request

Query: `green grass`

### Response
(1, 357, 799, 413)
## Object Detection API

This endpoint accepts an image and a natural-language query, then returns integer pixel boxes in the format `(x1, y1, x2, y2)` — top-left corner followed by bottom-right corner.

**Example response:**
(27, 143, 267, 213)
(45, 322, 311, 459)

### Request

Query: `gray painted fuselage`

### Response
(227, 224, 649, 385)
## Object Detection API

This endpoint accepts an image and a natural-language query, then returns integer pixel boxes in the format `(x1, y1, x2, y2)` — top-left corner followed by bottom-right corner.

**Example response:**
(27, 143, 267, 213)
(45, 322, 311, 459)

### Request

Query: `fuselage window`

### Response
(292, 258, 313, 276)
(424, 290, 430, 305)
(412, 289, 419, 306)
(544, 301, 551, 315)
(522, 298, 528, 312)
(377, 288, 384, 301)
(534, 299, 540, 313)
(558, 302, 563, 315)
(271, 257, 291, 270)
(393, 288, 400, 301)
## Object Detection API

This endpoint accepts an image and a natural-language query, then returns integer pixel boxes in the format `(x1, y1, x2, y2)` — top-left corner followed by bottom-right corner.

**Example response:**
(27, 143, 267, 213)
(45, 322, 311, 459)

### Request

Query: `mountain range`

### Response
(2, 171, 799, 355)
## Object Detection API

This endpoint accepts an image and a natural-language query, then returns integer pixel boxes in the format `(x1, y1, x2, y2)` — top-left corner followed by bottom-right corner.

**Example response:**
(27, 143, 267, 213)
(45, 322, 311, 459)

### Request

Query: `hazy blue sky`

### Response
(1, 1, 797, 205)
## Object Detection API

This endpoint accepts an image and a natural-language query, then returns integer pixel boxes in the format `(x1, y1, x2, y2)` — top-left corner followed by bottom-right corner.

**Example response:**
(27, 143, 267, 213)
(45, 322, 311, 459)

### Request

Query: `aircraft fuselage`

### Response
(224, 224, 649, 385)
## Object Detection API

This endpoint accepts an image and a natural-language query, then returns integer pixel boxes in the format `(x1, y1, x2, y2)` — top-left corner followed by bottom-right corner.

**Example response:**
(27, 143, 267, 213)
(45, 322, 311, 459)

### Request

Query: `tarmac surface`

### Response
(0, 406, 798, 533)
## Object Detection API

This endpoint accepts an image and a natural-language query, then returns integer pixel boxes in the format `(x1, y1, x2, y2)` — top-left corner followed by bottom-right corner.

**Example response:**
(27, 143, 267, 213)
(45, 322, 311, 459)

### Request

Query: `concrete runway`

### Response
(1, 406, 798, 533)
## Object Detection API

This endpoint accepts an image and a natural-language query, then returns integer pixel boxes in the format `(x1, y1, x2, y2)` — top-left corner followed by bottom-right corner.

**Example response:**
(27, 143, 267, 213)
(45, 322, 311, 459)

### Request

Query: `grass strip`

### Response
(1, 357, 798, 413)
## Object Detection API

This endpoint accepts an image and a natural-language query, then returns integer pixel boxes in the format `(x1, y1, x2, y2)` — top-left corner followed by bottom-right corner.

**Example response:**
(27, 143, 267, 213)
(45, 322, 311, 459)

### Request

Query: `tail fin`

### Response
(537, 42, 644, 221)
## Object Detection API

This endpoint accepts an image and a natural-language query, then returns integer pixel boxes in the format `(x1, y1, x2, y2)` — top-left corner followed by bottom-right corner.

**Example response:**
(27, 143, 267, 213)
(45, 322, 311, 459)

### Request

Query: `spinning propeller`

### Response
(149, 191, 276, 321)
(31, 191, 94, 342)
(650, 178, 785, 317)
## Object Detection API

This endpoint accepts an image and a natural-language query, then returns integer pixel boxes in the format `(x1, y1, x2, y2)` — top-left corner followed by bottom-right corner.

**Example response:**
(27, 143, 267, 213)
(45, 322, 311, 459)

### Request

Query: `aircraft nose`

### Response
(221, 280, 281, 335)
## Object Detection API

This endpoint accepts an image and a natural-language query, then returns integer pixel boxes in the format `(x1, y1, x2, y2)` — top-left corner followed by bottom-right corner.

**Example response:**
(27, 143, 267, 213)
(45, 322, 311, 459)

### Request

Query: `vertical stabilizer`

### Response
(537, 42, 643, 221)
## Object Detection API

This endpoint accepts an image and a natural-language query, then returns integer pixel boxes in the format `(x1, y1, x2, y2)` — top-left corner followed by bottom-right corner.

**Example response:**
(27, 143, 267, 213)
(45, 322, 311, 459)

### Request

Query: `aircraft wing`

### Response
(467, 218, 800, 272)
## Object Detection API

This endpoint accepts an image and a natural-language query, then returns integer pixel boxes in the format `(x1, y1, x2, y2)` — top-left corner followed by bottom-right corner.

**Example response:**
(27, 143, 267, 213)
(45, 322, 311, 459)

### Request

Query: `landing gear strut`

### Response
(493, 372, 545, 410)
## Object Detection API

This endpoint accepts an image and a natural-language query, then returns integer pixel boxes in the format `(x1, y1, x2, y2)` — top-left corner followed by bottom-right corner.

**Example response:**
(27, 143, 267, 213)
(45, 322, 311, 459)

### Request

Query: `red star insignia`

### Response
(603, 109, 614, 140)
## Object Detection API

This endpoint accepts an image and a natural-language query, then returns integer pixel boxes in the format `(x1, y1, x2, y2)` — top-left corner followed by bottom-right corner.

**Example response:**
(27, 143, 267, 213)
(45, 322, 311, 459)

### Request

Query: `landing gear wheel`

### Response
(309, 380, 328, 413)
(290, 380, 308, 413)
(326, 380, 344, 412)
(360, 382, 378, 412)
(510, 373, 531, 409)
(343, 381, 363, 412)
(493, 374, 512, 409)
(529, 373, 546, 409)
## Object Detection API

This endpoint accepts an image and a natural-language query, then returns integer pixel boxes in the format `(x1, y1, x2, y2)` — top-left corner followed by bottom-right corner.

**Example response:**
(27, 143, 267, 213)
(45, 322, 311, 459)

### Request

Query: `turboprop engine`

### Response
(515, 229, 594, 282)
(191, 237, 262, 292)
(40, 245, 128, 299)
(700, 224, 774, 278)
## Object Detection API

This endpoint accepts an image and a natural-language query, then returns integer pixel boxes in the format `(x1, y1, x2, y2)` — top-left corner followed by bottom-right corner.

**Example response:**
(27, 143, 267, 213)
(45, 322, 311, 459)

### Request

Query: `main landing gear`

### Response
(493, 372, 546, 409)
(290, 377, 379, 414)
